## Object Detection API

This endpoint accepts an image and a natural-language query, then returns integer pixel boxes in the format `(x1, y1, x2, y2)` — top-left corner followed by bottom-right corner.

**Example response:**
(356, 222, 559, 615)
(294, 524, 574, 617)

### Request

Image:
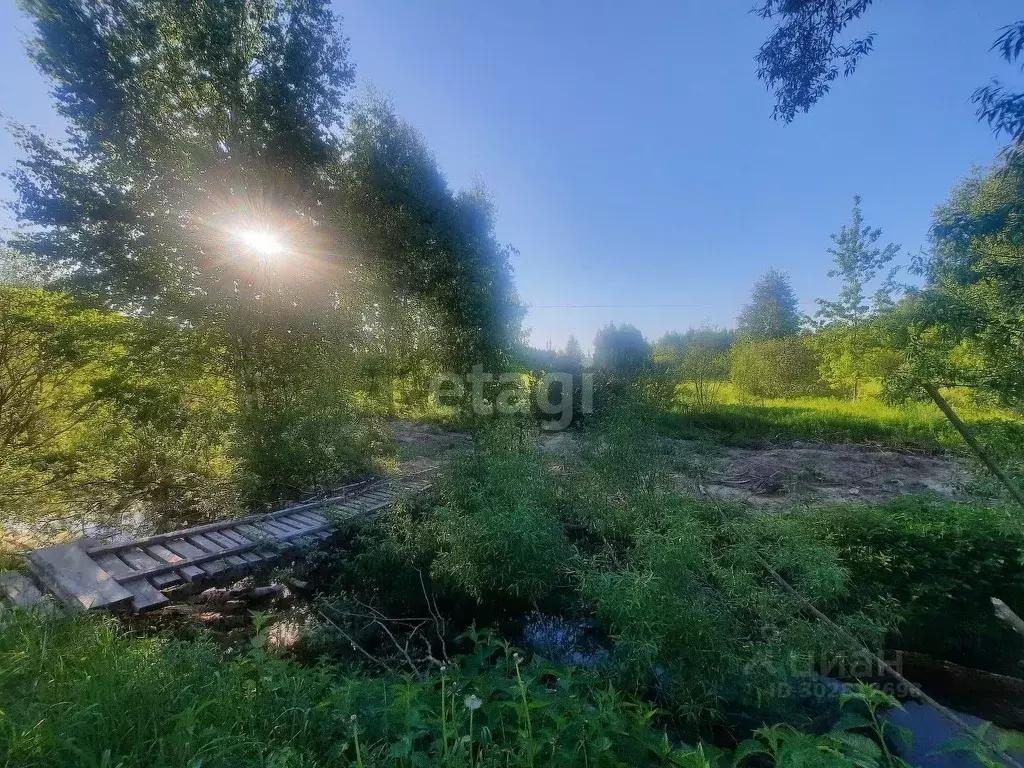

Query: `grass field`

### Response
(660, 383, 1024, 455)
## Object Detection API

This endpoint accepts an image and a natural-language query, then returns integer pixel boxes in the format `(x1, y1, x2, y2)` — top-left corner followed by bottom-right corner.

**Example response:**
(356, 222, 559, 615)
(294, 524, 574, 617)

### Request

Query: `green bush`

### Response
(0, 286, 240, 536)
(582, 500, 889, 727)
(731, 338, 827, 400)
(428, 424, 572, 603)
(789, 497, 1024, 675)
(237, 380, 386, 505)
(564, 404, 675, 552)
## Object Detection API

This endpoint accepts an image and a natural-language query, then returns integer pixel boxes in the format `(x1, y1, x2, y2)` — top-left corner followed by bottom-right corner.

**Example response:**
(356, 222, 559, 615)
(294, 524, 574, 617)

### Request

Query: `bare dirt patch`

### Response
(390, 420, 472, 475)
(683, 441, 974, 506)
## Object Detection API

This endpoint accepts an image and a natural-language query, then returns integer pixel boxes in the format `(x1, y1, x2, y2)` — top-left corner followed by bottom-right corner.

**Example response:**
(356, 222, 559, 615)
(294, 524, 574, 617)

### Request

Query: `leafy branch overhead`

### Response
(754, 0, 877, 123)
(755, 1, 1024, 144)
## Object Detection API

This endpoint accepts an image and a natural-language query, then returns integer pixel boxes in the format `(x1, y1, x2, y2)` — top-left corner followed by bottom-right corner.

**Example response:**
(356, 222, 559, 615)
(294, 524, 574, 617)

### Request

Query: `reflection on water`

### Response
(885, 702, 1024, 768)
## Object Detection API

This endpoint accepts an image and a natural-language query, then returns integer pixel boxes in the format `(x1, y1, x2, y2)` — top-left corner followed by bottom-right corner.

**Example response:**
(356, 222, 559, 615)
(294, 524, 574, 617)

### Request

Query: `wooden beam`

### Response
(924, 383, 1024, 510)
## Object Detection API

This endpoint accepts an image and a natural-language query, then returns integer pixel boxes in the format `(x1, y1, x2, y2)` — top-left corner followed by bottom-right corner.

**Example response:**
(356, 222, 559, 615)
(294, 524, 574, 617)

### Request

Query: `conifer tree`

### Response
(737, 269, 801, 340)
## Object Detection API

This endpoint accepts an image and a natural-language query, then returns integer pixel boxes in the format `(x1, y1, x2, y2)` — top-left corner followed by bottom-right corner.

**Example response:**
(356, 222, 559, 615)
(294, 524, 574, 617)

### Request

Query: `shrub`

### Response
(564, 404, 675, 552)
(428, 422, 572, 604)
(236, 380, 386, 504)
(793, 497, 1024, 676)
(731, 338, 827, 400)
(0, 286, 240, 536)
(676, 347, 730, 408)
(581, 497, 890, 727)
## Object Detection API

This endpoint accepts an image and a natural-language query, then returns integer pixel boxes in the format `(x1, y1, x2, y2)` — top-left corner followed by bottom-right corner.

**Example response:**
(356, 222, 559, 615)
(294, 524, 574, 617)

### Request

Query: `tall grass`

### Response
(0, 612, 719, 768)
(661, 384, 1024, 454)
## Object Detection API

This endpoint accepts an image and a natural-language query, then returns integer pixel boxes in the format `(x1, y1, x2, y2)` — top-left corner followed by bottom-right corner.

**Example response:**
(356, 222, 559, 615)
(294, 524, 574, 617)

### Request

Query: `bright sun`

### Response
(237, 229, 284, 256)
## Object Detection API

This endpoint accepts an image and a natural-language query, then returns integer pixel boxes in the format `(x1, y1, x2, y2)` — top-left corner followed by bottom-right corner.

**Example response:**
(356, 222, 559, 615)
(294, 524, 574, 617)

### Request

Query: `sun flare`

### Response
(237, 229, 284, 256)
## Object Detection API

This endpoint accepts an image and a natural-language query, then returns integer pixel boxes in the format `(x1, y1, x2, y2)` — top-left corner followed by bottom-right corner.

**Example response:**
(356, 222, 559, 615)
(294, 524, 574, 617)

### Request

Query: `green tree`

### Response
(885, 162, 1024, 406)
(564, 334, 584, 363)
(0, 286, 238, 535)
(9, 0, 355, 320)
(0, 247, 41, 286)
(652, 327, 733, 408)
(7, 0, 527, 510)
(815, 196, 900, 399)
(593, 323, 650, 373)
(737, 270, 801, 340)
(676, 345, 730, 408)
(653, 327, 734, 362)
(731, 337, 826, 400)
(338, 95, 525, 371)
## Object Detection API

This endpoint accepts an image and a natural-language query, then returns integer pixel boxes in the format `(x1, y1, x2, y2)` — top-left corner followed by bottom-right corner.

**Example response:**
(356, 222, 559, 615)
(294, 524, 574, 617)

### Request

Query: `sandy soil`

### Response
(681, 441, 973, 506)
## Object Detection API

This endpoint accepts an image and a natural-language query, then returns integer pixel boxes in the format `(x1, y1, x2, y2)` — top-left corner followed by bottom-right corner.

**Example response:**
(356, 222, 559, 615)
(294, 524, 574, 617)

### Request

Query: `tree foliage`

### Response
(0, 286, 238, 535)
(593, 323, 650, 373)
(338, 95, 525, 370)
(731, 337, 826, 400)
(9, 0, 354, 318)
(972, 20, 1024, 146)
(654, 328, 733, 408)
(754, 0, 876, 124)
(887, 163, 1024, 405)
(754, 1, 1024, 146)
(815, 196, 900, 398)
(8, 0, 523, 372)
(653, 327, 734, 361)
(2, 0, 528, 536)
(737, 269, 801, 340)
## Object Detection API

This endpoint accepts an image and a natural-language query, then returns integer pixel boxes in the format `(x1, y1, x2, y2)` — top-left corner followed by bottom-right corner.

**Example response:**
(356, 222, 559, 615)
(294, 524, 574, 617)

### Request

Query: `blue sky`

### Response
(1, 1, 1020, 349)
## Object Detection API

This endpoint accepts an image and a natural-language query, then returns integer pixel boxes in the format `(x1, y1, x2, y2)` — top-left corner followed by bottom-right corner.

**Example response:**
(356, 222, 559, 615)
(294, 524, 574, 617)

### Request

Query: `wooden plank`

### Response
(145, 543, 205, 581)
(118, 547, 182, 588)
(263, 516, 306, 534)
(233, 523, 282, 556)
(84, 487, 382, 557)
(225, 527, 279, 560)
(286, 511, 330, 529)
(15, 473, 433, 614)
(279, 512, 328, 531)
(91, 553, 169, 612)
(0, 571, 49, 609)
(361, 497, 394, 512)
(278, 511, 318, 527)
(116, 522, 332, 583)
(26, 543, 133, 611)
(47, 517, 335, 590)
(216, 528, 268, 561)
(189, 534, 247, 568)
(165, 539, 228, 575)
(205, 530, 261, 564)
(253, 520, 298, 540)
